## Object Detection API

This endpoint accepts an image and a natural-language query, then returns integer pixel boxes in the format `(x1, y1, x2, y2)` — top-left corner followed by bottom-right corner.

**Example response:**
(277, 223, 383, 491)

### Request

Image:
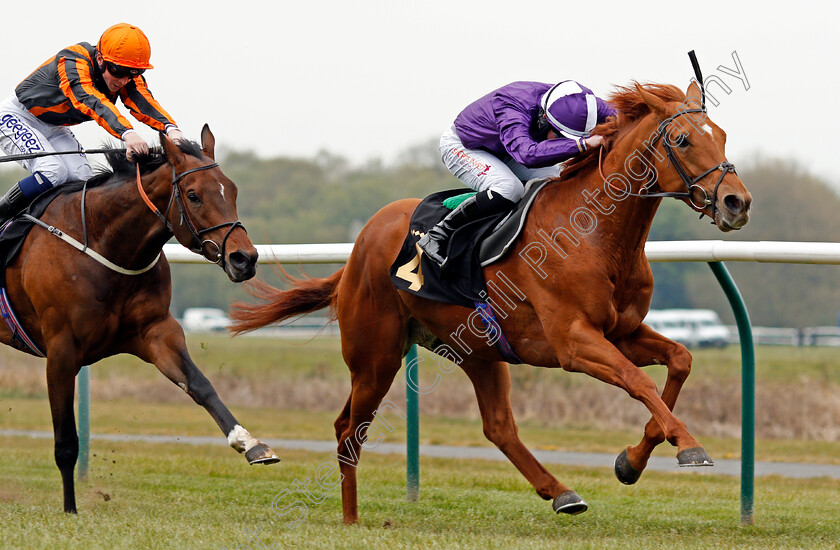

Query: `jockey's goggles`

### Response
(105, 61, 145, 78)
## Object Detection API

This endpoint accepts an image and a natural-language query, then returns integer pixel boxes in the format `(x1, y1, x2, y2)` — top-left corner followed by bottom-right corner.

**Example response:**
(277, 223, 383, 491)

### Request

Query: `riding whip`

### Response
(0, 147, 124, 164)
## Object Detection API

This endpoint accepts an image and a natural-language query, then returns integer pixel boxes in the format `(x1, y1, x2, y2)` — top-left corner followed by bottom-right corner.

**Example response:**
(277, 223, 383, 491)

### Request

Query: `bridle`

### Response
(599, 51, 737, 222)
(136, 161, 246, 268)
(648, 109, 736, 217)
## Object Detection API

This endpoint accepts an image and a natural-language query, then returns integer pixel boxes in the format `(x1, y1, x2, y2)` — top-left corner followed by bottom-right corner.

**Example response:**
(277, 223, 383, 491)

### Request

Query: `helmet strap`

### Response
(536, 108, 551, 137)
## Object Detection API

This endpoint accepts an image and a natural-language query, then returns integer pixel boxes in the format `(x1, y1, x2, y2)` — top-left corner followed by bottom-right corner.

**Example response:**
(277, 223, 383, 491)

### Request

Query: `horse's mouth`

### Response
(227, 265, 257, 282)
(716, 217, 748, 232)
(714, 206, 750, 232)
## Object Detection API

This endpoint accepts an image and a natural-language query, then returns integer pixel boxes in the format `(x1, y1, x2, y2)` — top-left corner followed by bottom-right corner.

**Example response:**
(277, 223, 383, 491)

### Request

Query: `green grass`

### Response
(3, 339, 840, 547)
(3, 337, 840, 466)
(1, 437, 839, 549)
(4, 395, 840, 466)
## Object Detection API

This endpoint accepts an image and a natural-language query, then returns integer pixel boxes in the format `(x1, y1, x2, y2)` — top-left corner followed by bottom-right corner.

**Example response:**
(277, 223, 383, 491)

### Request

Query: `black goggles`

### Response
(105, 61, 145, 78)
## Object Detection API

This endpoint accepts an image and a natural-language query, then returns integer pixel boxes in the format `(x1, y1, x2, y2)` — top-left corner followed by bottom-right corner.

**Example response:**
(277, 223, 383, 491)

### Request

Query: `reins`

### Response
(136, 163, 174, 231)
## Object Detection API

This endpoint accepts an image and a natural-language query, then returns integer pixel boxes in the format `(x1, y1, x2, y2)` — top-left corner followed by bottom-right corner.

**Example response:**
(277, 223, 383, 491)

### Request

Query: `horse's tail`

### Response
(228, 267, 344, 335)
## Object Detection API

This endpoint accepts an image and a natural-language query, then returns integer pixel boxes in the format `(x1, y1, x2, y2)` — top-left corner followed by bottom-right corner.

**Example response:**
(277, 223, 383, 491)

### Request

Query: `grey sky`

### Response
(3, 1, 837, 187)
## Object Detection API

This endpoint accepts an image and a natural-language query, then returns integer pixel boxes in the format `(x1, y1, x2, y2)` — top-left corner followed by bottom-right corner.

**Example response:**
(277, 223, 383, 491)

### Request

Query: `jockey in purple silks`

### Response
(419, 80, 616, 268)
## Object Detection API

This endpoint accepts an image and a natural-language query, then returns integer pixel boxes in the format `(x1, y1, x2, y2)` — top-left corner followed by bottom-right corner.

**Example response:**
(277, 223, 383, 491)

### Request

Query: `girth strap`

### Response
(22, 214, 161, 275)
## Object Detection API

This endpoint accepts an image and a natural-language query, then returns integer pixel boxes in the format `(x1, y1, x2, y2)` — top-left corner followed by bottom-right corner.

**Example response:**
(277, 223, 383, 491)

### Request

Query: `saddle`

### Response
(389, 178, 550, 308)
(479, 178, 550, 266)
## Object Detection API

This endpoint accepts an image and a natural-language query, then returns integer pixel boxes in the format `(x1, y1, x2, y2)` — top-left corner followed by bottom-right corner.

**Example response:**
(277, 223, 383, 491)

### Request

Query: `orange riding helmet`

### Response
(97, 23, 154, 69)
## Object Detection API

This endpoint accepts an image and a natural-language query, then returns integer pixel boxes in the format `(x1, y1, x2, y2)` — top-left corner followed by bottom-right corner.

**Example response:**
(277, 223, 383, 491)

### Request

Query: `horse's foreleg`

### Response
(459, 360, 587, 515)
(613, 324, 694, 483)
(45, 349, 80, 513)
(138, 318, 279, 465)
(554, 323, 710, 466)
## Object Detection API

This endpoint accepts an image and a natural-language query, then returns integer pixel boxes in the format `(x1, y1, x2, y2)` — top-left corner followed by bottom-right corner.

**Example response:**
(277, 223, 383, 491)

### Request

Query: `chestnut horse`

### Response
(1, 127, 279, 513)
(230, 82, 752, 522)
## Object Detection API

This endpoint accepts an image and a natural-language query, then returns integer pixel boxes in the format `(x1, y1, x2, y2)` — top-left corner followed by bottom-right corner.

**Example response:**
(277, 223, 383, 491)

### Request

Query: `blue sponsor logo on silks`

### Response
(1, 114, 43, 153)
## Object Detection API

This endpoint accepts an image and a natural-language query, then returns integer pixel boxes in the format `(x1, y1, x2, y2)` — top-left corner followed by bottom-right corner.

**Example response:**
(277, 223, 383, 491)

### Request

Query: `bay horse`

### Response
(0, 126, 279, 513)
(230, 82, 752, 522)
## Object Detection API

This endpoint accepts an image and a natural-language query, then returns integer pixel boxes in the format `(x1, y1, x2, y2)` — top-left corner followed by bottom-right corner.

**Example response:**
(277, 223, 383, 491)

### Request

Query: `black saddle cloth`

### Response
(389, 189, 508, 307)
(389, 180, 551, 307)
(0, 182, 82, 286)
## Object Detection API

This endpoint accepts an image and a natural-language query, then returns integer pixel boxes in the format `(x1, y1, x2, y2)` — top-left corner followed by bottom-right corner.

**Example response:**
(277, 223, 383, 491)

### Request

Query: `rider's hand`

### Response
(584, 135, 605, 149)
(166, 127, 185, 143)
(123, 130, 148, 161)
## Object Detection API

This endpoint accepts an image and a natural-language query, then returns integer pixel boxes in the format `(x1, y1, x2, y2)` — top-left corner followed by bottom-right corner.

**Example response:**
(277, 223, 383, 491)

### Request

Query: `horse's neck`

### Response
(535, 150, 661, 264)
(84, 170, 173, 262)
(595, 145, 663, 251)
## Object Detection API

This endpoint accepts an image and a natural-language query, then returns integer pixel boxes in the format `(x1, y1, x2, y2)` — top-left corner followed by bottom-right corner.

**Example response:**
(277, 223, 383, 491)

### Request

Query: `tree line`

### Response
(0, 144, 837, 327)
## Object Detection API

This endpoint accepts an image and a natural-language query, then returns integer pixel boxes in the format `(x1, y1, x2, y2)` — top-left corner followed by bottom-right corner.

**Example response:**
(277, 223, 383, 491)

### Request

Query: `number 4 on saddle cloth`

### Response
(389, 178, 550, 364)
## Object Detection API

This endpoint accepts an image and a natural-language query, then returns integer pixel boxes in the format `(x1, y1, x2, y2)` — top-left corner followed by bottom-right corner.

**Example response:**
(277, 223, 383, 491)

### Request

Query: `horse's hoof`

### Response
(677, 447, 714, 467)
(552, 490, 588, 515)
(246, 443, 281, 465)
(615, 448, 643, 485)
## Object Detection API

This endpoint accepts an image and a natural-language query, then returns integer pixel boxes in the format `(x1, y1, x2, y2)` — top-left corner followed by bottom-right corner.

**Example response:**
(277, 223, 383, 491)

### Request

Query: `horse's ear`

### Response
(201, 124, 216, 160)
(635, 83, 669, 121)
(685, 80, 704, 108)
(160, 132, 186, 168)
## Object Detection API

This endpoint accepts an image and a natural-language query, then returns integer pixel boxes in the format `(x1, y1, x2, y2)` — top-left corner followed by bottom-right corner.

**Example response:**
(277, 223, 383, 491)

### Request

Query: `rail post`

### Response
(708, 261, 755, 526)
(76, 365, 91, 481)
(405, 345, 420, 502)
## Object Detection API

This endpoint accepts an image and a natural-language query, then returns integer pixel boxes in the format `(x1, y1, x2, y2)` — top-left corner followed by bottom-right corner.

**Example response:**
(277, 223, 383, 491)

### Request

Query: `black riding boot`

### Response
(418, 189, 514, 268)
(0, 172, 53, 227)
(0, 183, 30, 227)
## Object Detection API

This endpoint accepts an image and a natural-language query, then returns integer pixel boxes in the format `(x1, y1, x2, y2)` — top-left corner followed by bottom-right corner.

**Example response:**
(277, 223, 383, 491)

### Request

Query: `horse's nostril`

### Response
(228, 251, 258, 270)
(229, 252, 248, 270)
(724, 195, 743, 214)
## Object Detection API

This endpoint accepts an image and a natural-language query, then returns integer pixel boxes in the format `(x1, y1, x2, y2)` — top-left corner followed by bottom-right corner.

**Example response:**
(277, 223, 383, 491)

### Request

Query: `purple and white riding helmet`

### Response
(540, 80, 614, 139)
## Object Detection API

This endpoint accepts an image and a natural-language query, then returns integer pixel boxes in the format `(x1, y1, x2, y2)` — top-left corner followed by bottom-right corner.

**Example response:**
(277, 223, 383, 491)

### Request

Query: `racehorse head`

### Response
(161, 125, 258, 281)
(634, 82, 752, 231)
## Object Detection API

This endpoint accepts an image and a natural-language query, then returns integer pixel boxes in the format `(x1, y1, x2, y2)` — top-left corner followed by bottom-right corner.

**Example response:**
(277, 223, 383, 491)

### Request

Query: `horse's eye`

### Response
(674, 134, 690, 148)
(187, 191, 201, 204)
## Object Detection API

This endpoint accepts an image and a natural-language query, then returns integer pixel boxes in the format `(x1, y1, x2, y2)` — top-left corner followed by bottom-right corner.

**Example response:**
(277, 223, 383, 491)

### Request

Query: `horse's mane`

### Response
(87, 140, 204, 187)
(557, 82, 685, 181)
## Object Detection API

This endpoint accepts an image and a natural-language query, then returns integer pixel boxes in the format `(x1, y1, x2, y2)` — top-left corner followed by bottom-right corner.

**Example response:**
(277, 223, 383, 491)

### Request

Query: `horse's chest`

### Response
(606, 266, 653, 335)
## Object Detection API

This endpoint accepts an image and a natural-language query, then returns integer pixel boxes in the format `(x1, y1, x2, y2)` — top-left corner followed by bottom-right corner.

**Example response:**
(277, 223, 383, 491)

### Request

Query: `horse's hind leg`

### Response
(137, 317, 279, 465)
(44, 346, 81, 513)
(459, 359, 587, 515)
(613, 324, 696, 484)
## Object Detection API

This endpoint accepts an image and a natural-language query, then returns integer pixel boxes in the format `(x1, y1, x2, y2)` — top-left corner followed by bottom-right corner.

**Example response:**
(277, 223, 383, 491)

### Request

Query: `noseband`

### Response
(136, 162, 246, 267)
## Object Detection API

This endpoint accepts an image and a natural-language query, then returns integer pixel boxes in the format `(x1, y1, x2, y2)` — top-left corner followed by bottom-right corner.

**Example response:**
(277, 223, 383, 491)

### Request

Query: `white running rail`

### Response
(163, 240, 840, 265)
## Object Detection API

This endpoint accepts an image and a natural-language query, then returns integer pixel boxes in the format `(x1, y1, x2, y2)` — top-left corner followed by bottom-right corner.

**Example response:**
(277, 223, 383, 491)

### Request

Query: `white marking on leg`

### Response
(227, 424, 258, 452)
(178, 382, 188, 393)
(702, 124, 714, 136)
